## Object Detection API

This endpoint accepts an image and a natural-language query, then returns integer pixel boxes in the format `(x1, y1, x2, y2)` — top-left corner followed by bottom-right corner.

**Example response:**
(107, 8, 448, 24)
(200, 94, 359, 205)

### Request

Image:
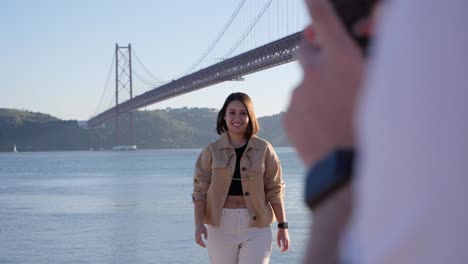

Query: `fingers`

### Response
(197, 240, 206, 248)
(304, 25, 316, 43)
(197, 241, 206, 248)
(283, 238, 290, 252)
(195, 225, 207, 248)
(353, 1, 386, 38)
(278, 237, 290, 252)
(304, 0, 355, 54)
(296, 39, 321, 71)
(283, 239, 289, 252)
(277, 230, 290, 253)
(352, 17, 373, 37)
(195, 233, 206, 248)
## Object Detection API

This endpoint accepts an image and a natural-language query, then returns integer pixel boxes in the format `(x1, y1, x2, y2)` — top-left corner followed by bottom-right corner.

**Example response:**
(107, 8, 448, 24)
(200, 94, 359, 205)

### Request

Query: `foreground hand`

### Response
(277, 228, 290, 252)
(283, 0, 365, 168)
(195, 224, 208, 248)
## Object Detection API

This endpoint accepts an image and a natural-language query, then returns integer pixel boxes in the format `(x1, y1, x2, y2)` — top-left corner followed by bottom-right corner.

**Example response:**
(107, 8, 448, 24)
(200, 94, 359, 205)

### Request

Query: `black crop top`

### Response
(228, 143, 248, 196)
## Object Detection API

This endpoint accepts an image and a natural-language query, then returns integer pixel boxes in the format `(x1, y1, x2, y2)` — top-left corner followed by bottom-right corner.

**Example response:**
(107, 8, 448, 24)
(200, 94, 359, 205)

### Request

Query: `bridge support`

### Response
(114, 43, 136, 150)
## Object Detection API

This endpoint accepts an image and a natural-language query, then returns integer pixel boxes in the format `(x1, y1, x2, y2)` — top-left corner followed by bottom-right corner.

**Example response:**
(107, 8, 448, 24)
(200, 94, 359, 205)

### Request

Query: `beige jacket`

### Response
(192, 134, 284, 227)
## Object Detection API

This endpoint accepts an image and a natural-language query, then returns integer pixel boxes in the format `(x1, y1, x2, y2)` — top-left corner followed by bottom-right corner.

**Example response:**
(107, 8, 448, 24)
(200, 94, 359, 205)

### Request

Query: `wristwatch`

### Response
(277, 222, 288, 229)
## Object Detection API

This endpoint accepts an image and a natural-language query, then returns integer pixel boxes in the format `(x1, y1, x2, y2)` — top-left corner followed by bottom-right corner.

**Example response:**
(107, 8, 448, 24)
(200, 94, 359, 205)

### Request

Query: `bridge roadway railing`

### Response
(88, 31, 303, 127)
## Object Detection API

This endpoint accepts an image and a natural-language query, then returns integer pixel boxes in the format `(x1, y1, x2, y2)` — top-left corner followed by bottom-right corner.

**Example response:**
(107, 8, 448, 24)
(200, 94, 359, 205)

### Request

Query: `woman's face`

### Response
(224, 100, 250, 136)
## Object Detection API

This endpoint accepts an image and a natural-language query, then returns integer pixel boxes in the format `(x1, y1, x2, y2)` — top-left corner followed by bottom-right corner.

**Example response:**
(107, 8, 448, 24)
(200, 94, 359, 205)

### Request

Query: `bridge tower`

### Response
(113, 43, 136, 150)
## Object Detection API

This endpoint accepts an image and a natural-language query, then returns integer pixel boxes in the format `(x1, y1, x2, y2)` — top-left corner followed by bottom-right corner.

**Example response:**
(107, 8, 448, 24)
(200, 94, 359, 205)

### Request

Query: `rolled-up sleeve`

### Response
(264, 144, 284, 204)
(192, 146, 212, 202)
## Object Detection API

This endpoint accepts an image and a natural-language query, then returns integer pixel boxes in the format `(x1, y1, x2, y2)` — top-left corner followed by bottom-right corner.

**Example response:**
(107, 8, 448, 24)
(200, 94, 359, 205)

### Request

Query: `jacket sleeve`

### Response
(192, 146, 213, 202)
(264, 143, 285, 204)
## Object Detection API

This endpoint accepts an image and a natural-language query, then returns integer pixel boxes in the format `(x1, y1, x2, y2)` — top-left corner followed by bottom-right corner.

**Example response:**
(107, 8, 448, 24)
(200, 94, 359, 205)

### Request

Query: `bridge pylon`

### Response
(113, 43, 136, 150)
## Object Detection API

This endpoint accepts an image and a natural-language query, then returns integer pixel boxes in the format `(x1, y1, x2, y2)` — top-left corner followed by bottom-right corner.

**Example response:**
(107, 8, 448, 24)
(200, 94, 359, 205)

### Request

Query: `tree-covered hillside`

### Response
(0, 109, 89, 151)
(0, 108, 290, 151)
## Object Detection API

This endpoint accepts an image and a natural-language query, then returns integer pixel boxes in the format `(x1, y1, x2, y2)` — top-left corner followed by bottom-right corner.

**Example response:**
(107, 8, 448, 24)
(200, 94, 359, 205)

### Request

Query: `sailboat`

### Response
(13, 144, 17, 152)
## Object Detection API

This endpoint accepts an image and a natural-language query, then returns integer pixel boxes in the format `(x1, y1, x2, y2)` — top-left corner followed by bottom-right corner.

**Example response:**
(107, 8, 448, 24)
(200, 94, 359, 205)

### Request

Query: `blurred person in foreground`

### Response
(283, 0, 468, 263)
(193, 92, 289, 264)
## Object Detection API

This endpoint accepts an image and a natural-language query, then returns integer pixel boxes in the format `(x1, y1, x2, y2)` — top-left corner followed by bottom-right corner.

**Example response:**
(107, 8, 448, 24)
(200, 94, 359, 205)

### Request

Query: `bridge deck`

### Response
(88, 31, 303, 127)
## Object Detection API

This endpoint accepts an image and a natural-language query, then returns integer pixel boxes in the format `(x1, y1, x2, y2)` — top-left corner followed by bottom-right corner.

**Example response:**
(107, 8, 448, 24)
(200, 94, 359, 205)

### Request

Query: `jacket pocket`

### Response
(244, 164, 265, 186)
(211, 159, 228, 169)
(250, 164, 265, 177)
(211, 159, 230, 185)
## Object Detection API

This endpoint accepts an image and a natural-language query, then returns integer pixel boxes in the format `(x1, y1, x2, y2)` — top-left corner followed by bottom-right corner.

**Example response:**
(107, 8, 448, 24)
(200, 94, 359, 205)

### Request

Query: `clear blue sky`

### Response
(1, 0, 308, 121)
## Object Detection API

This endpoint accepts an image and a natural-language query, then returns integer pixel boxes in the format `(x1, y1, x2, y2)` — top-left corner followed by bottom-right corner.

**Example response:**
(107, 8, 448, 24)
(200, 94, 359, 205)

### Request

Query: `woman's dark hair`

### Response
(216, 92, 259, 138)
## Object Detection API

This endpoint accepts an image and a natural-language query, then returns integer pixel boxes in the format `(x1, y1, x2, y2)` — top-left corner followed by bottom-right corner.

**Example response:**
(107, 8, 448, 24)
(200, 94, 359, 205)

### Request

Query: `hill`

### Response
(0, 108, 290, 151)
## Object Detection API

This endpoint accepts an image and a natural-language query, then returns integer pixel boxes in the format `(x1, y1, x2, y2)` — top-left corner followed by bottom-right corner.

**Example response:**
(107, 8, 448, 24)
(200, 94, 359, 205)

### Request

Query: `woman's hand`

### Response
(277, 228, 290, 252)
(195, 224, 208, 248)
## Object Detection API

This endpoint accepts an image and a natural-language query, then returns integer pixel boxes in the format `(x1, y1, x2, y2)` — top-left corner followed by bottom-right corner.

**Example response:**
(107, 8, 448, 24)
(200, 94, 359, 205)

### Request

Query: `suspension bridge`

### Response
(87, 0, 309, 147)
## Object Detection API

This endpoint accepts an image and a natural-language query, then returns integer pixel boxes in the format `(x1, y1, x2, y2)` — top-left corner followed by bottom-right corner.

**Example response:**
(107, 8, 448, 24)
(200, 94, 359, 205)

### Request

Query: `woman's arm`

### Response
(271, 202, 290, 252)
(263, 144, 285, 204)
(264, 143, 290, 252)
(271, 203, 287, 224)
(194, 200, 208, 248)
(192, 147, 212, 248)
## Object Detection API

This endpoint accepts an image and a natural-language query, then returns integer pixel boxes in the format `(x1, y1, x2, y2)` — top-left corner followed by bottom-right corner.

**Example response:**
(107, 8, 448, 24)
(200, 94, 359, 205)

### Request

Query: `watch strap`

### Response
(277, 222, 288, 229)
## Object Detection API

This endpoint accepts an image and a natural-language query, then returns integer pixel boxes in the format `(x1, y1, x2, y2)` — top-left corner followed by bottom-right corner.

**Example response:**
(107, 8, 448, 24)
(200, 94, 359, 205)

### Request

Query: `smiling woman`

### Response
(192, 92, 290, 264)
(216, 93, 258, 143)
(222, 100, 251, 140)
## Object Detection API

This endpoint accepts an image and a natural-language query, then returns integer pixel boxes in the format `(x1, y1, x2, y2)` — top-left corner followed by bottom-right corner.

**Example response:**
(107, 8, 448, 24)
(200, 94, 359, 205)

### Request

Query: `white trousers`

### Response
(206, 208, 272, 264)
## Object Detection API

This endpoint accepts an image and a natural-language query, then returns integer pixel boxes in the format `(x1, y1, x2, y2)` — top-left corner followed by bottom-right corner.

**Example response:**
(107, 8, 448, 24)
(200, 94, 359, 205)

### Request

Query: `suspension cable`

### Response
(132, 48, 165, 84)
(133, 70, 161, 87)
(179, 0, 247, 76)
(92, 52, 115, 117)
(223, 0, 273, 58)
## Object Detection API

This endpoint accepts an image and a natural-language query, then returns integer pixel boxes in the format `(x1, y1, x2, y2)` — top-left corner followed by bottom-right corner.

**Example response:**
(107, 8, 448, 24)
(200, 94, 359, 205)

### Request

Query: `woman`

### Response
(192, 92, 290, 264)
